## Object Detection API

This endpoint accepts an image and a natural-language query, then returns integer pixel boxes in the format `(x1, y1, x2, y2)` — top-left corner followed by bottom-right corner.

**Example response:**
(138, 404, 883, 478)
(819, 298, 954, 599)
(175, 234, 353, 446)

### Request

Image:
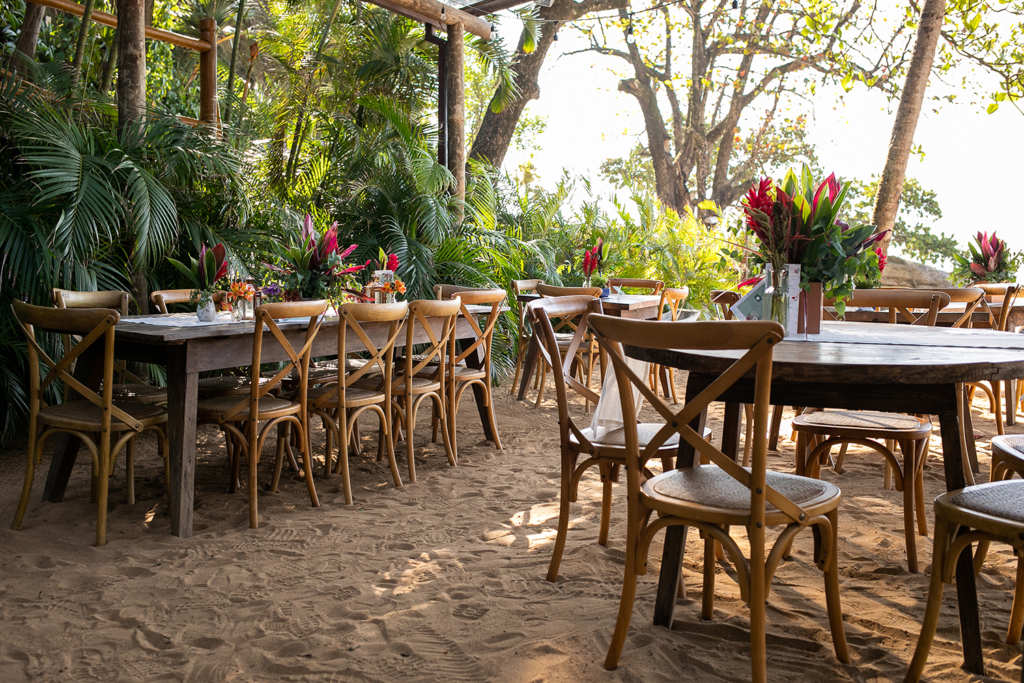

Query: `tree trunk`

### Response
(99, 31, 117, 94)
(871, 0, 946, 255)
(70, 0, 97, 91)
(116, 0, 147, 133)
(12, 2, 46, 74)
(469, 0, 626, 169)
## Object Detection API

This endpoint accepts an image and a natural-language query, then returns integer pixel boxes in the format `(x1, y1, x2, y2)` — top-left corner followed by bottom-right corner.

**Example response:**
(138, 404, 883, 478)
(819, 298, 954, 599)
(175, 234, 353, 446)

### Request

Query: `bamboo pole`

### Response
(27, 0, 212, 52)
(446, 21, 465, 211)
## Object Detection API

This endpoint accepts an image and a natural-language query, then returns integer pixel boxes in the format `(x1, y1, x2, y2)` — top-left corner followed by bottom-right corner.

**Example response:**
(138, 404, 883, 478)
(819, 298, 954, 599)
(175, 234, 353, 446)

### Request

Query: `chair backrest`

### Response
(396, 298, 462, 388)
(314, 301, 408, 410)
(54, 289, 129, 315)
(657, 286, 690, 321)
(537, 283, 602, 298)
(710, 290, 740, 320)
(434, 284, 476, 301)
(588, 314, 813, 575)
(974, 283, 1021, 331)
(150, 289, 226, 313)
(529, 295, 605, 451)
(220, 299, 329, 421)
(11, 301, 146, 435)
(512, 279, 542, 296)
(823, 289, 950, 326)
(444, 288, 506, 372)
(922, 288, 986, 328)
(607, 278, 664, 296)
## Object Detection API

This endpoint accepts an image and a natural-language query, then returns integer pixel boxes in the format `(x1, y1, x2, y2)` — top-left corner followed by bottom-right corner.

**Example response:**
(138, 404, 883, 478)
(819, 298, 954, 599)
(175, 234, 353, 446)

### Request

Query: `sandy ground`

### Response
(0, 374, 1022, 683)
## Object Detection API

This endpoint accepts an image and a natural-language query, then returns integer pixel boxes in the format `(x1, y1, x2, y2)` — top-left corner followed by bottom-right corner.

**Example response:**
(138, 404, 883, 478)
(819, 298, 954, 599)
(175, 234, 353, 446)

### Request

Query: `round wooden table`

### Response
(624, 322, 1024, 676)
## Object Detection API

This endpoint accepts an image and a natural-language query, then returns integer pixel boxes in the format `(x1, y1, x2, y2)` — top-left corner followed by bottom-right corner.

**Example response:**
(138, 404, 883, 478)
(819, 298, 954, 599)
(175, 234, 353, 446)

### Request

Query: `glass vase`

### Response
(764, 264, 789, 331)
(231, 300, 245, 322)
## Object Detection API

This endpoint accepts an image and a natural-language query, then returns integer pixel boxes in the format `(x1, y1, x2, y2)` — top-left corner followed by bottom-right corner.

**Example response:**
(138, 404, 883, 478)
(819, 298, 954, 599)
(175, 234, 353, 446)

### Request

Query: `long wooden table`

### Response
(625, 321, 1024, 676)
(42, 306, 499, 538)
(514, 293, 661, 400)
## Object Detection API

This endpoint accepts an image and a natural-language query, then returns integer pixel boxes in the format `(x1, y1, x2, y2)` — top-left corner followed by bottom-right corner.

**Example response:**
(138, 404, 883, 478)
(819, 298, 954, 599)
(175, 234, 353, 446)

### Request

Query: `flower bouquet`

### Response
(731, 164, 889, 323)
(168, 243, 230, 321)
(226, 281, 256, 321)
(581, 238, 608, 287)
(952, 232, 1021, 286)
(266, 215, 368, 301)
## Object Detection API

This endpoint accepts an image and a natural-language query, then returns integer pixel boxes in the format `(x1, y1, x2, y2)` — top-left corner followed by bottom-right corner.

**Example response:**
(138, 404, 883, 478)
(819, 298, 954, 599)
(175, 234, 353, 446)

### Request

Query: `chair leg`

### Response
(404, 397, 417, 483)
(669, 367, 678, 404)
(915, 440, 928, 537)
(229, 427, 243, 494)
(297, 419, 319, 507)
(247, 423, 260, 529)
(815, 509, 850, 663)
(95, 444, 110, 546)
(701, 534, 716, 620)
(834, 442, 850, 473)
(534, 362, 547, 409)
(994, 380, 1005, 436)
(509, 341, 525, 397)
(748, 538, 768, 683)
(603, 537, 640, 670)
(546, 452, 573, 583)
(899, 440, 919, 573)
(767, 405, 784, 451)
(324, 413, 334, 476)
(905, 516, 950, 683)
(271, 422, 287, 493)
(438, 393, 457, 468)
(1001, 558, 1024, 645)
(125, 438, 135, 506)
(485, 382, 502, 450)
(448, 381, 458, 463)
(598, 463, 612, 547)
(743, 404, 754, 467)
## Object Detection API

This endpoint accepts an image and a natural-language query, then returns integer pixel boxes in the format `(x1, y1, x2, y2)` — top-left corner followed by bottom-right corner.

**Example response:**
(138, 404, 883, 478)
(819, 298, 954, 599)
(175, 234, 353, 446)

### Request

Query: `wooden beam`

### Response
(199, 18, 218, 122)
(26, 0, 212, 52)
(446, 21, 465, 209)
(363, 0, 490, 39)
(461, 0, 531, 16)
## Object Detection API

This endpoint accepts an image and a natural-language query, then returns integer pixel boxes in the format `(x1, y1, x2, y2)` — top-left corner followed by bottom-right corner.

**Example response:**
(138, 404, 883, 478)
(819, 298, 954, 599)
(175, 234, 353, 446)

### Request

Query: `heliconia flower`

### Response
(737, 276, 764, 288)
(742, 177, 774, 236)
(875, 248, 887, 273)
(583, 250, 592, 276)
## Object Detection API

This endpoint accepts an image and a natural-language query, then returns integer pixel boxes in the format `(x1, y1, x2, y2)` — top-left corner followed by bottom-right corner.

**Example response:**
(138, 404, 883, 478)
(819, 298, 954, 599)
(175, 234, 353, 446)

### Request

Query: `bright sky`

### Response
(497, 20, 1024, 266)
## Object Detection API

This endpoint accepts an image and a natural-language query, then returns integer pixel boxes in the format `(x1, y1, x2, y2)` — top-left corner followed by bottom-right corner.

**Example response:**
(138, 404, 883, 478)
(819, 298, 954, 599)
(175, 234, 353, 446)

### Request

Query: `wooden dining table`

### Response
(514, 293, 662, 400)
(625, 321, 1024, 677)
(41, 306, 500, 539)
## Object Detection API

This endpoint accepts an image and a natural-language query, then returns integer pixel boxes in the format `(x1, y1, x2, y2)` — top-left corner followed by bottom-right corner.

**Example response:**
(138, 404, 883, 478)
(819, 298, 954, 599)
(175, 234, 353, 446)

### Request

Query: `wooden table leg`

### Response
(653, 524, 688, 628)
(42, 347, 103, 502)
(166, 346, 198, 538)
(938, 408, 985, 675)
(722, 402, 742, 462)
(516, 332, 540, 401)
(461, 339, 499, 444)
(1006, 379, 1016, 427)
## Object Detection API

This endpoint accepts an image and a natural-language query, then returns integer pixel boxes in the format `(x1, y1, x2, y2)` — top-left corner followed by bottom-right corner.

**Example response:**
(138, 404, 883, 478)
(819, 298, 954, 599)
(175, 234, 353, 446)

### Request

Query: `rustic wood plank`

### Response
(166, 345, 197, 538)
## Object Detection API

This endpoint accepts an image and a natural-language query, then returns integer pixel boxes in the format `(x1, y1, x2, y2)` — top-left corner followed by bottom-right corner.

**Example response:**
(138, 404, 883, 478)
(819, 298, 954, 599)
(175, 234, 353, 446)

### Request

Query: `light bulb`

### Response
(626, 25, 635, 44)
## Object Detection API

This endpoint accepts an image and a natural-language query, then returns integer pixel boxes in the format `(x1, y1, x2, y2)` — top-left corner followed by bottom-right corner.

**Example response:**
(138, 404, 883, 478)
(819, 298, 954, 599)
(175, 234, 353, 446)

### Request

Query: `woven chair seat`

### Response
(796, 410, 928, 432)
(40, 400, 166, 430)
(308, 385, 384, 405)
(393, 376, 441, 391)
(950, 479, 1024, 523)
(995, 435, 1024, 465)
(196, 395, 295, 419)
(110, 383, 167, 403)
(649, 465, 836, 511)
(572, 423, 680, 449)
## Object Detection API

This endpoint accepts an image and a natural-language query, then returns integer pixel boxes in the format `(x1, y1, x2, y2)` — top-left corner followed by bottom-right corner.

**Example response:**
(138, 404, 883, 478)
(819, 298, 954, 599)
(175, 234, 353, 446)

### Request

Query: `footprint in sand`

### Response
(451, 603, 489, 621)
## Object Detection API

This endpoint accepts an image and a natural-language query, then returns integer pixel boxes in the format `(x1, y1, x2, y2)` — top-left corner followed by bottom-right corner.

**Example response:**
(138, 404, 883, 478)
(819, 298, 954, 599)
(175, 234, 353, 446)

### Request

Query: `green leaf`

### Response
(987, 102, 999, 114)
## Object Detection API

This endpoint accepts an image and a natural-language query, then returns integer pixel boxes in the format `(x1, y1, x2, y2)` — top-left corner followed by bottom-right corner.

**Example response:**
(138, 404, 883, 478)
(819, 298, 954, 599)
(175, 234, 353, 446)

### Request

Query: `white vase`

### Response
(197, 300, 217, 322)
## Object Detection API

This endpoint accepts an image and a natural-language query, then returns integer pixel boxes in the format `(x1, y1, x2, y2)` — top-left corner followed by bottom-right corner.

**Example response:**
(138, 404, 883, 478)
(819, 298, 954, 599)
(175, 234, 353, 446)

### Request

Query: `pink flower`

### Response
(387, 253, 399, 272)
(875, 248, 887, 273)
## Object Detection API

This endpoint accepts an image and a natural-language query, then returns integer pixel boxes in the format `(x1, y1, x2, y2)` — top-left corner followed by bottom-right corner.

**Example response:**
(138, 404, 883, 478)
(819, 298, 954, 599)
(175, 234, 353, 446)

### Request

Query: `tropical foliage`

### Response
(952, 232, 1022, 286)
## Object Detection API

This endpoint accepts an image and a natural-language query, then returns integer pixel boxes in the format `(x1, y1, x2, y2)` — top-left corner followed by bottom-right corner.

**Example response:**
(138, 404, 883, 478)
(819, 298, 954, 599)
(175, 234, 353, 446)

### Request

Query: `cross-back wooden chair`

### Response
(53, 289, 167, 405)
(588, 314, 848, 680)
(970, 434, 1024, 606)
(606, 278, 663, 296)
(434, 288, 506, 456)
(924, 287, 986, 329)
(388, 298, 460, 483)
(509, 279, 543, 397)
(794, 289, 950, 572)
(530, 295, 680, 583)
(534, 283, 603, 410)
(307, 301, 407, 505)
(823, 288, 951, 325)
(433, 283, 476, 301)
(905, 478, 1024, 682)
(710, 289, 764, 464)
(967, 283, 1021, 435)
(196, 299, 328, 529)
(150, 288, 225, 314)
(11, 301, 169, 546)
(710, 290, 740, 319)
(650, 286, 690, 403)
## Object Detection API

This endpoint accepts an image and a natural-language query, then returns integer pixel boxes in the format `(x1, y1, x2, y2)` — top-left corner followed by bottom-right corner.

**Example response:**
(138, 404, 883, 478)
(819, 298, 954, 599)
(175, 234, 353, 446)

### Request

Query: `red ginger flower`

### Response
(875, 248, 887, 273)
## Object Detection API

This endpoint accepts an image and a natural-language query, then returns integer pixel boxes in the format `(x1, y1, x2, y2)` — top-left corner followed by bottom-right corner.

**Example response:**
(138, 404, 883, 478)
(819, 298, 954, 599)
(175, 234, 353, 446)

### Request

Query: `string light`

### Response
(732, 0, 738, 8)
(625, 13, 635, 43)
(440, 4, 446, 22)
